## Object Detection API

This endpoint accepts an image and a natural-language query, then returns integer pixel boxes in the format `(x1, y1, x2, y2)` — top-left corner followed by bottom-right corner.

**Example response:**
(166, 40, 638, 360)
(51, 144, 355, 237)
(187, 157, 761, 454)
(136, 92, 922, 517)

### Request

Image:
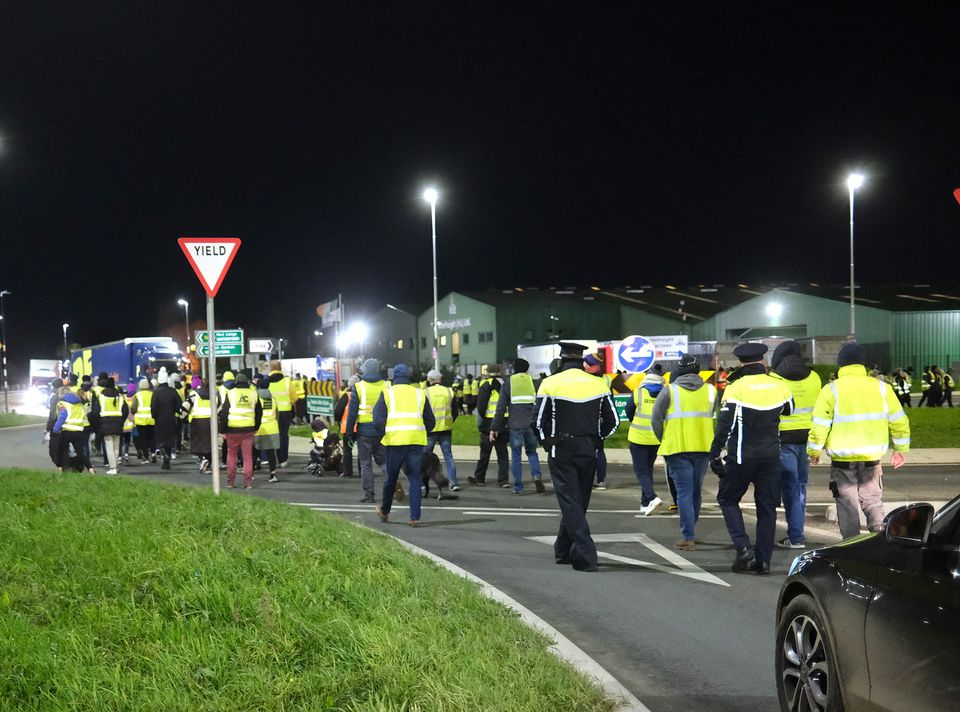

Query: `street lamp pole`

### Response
(846, 173, 864, 338)
(177, 299, 190, 352)
(423, 188, 440, 371)
(62, 323, 70, 372)
(0, 290, 10, 413)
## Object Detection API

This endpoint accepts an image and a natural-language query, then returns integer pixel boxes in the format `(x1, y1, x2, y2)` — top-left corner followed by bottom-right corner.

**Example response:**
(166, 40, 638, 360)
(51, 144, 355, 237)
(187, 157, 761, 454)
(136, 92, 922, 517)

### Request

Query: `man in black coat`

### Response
(151, 377, 183, 470)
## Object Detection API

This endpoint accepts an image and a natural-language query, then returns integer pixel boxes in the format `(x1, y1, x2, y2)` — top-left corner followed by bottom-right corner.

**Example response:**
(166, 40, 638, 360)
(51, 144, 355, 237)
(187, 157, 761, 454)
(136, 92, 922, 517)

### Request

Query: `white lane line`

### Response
(290, 502, 726, 516)
(391, 536, 652, 712)
(462, 511, 557, 517)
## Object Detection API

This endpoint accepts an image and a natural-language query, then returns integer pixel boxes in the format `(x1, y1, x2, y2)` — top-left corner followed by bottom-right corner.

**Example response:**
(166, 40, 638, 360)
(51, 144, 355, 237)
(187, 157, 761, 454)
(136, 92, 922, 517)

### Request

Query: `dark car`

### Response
(775, 496, 960, 711)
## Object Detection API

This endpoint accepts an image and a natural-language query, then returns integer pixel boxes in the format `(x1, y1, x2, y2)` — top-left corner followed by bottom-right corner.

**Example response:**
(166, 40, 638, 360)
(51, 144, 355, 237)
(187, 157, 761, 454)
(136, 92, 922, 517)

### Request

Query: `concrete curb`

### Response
(392, 536, 651, 712)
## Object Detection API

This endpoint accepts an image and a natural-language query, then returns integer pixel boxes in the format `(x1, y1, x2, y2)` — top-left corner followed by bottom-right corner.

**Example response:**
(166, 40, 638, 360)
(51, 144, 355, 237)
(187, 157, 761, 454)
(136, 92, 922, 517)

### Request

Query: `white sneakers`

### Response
(106, 469, 118, 475)
(639, 496, 663, 517)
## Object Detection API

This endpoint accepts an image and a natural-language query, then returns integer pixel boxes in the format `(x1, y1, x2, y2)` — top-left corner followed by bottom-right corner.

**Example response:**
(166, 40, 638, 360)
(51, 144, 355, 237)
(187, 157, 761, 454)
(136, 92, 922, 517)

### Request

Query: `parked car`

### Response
(775, 496, 960, 711)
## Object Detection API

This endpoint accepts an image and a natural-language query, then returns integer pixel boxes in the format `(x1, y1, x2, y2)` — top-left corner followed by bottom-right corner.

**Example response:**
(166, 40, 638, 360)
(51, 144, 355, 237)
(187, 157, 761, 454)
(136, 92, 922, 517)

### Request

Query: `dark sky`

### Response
(1, 3, 959, 375)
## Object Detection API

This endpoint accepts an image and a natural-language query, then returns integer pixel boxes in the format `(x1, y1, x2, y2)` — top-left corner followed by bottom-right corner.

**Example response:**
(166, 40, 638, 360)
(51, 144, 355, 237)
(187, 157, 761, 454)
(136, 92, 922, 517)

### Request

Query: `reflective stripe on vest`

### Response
(774, 371, 821, 432)
(227, 387, 258, 428)
(269, 375, 293, 412)
(356, 380, 386, 424)
(257, 392, 280, 436)
(628, 386, 660, 446)
(61, 401, 86, 431)
(189, 395, 211, 421)
(134, 391, 155, 426)
(481, 379, 501, 418)
(383, 384, 427, 446)
(123, 396, 135, 432)
(427, 384, 454, 432)
(510, 373, 536, 404)
(98, 393, 124, 418)
(659, 383, 715, 456)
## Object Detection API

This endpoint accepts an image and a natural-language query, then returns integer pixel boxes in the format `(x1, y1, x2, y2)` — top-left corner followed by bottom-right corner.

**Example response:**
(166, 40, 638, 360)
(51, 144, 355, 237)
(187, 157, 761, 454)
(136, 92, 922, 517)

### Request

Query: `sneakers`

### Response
(268, 475, 279, 483)
(499, 482, 511, 489)
(593, 482, 607, 490)
(776, 538, 806, 549)
(280, 461, 288, 469)
(227, 483, 236, 488)
(360, 496, 375, 503)
(375, 505, 389, 523)
(640, 496, 663, 516)
(106, 469, 118, 475)
(244, 485, 253, 490)
(512, 489, 522, 495)
(674, 539, 696, 551)
(668, 503, 678, 512)
(450, 483, 460, 492)
(534, 479, 545, 494)
(468, 476, 485, 487)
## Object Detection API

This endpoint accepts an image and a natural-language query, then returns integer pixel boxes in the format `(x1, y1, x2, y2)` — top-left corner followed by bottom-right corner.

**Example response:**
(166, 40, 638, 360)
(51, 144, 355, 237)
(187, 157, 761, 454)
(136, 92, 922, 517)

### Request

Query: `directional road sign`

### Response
(306, 395, 334, 417)
(195, 329, 245, 357)
(248, 338, 274, 354)
(616, 334, 656, 373)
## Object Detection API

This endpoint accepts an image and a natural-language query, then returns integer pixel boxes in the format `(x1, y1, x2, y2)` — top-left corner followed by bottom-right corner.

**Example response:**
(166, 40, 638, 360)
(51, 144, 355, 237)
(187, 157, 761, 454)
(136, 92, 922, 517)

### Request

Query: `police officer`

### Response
(534, 342, 619, 572)
(807, 342, 910, 538)
(710, 343, 794, 575)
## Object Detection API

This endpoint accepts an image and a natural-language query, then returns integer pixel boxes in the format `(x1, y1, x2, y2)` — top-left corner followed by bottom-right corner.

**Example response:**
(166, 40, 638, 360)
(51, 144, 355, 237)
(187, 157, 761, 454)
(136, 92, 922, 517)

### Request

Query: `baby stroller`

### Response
(307, 424, 343, 477)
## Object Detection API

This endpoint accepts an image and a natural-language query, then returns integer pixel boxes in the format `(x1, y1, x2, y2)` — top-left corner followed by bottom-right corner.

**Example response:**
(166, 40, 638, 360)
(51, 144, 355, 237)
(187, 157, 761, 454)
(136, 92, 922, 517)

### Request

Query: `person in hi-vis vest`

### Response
(490, 358, 545, 494)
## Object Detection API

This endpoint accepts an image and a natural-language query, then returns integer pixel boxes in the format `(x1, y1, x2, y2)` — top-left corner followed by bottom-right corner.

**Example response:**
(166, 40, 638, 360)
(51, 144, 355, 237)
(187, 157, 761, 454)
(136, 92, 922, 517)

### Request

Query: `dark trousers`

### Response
(946, 388, 954, 407)
(138, 425, 155, 458)
(341, 438, 353, 477)
(277, 411, 293, 463)
(548, 438, 599, 570)
(717, 458, 781, 565)
(382, 445, 423, 521)
(57, 430, 92, 471)
(256, 448, 278, 473)
(48, 432, 60, 466)
(465, 396, 477, 415)
(595, 444, 607, 483)
(475, 431, 509, 484)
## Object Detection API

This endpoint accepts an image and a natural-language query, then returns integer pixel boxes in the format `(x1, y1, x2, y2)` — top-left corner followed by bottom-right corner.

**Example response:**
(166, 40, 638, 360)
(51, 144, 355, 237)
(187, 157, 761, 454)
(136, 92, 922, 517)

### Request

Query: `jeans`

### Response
(629, 443, 659, 505)
(426, 430, 458, 486)
(382, 445, 423, 521)
(665, 453, 709, 541)
(509, 427, 542, 492)
(225, 432, 255, 487)
(780, 443, 809, 543)
(357, 434, 385, 499)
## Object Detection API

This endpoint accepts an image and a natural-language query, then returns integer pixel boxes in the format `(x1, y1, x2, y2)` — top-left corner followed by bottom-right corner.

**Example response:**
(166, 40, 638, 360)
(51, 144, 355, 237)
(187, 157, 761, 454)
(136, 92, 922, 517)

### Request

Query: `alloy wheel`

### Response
(781, 614, 831, 712)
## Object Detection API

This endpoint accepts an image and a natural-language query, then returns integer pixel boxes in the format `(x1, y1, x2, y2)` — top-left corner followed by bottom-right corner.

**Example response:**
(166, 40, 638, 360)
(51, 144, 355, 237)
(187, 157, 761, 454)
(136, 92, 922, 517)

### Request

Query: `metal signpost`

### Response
(178, 237, 242, 496)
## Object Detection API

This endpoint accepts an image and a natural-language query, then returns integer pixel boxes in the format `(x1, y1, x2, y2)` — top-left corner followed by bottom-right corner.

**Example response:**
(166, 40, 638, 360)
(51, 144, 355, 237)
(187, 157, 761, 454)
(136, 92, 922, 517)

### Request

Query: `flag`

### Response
(316, 298, 341, 325)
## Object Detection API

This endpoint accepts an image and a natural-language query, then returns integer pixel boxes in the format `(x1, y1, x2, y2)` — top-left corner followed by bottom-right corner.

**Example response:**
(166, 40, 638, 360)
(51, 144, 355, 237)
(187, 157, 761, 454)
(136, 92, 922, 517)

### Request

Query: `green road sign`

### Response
(195, 329, 245, 357)
(306, 395, 334, 418)
(613, 394, 631, 420)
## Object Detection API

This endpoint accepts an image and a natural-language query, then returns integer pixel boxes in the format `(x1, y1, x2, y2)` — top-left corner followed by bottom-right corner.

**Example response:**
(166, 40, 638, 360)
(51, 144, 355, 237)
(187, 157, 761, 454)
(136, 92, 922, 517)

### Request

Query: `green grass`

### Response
(0, 413, 46, 428)
(0, 470, 612, 712)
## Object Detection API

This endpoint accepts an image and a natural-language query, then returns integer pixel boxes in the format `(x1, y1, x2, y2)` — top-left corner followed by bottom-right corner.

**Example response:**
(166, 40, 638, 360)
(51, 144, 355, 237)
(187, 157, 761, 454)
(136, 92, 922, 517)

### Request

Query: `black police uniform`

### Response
(534, 343, 619, 572)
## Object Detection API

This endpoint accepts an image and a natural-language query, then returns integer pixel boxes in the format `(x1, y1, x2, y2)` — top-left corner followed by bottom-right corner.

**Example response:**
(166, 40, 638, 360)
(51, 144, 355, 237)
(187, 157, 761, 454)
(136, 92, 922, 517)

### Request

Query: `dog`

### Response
(420, 451, 457, 500)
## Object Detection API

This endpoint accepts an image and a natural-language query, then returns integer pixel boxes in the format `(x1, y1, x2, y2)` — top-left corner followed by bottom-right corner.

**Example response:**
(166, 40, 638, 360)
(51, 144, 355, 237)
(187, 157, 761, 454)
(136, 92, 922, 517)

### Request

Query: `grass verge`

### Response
(0, 413, 46, 428)
(0, 470, 612, 711)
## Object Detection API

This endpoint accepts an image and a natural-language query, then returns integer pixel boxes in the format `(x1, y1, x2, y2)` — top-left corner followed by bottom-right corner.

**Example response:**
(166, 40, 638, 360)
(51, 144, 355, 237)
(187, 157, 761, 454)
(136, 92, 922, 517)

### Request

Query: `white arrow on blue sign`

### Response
(616, 335, 656, 373)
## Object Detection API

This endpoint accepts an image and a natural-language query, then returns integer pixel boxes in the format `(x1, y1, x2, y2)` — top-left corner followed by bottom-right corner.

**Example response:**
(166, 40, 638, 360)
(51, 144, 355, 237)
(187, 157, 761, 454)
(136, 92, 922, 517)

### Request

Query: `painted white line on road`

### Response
(0, 423, 46, 432)
(462, 511, 557, 517)
(391, 536, 652, 712)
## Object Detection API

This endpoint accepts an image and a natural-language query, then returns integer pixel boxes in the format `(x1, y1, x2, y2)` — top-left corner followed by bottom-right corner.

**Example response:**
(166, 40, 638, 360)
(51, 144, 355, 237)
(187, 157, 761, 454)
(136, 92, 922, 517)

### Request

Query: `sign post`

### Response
(179, 237, 241, 495)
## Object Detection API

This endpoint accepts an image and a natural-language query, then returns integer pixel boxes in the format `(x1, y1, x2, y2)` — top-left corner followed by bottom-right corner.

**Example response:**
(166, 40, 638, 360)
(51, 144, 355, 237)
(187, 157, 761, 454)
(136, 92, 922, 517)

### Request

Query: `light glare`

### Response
(766, 302, 783, 318)
(847, 173, 865, 190)
(423, 187, 439, 205)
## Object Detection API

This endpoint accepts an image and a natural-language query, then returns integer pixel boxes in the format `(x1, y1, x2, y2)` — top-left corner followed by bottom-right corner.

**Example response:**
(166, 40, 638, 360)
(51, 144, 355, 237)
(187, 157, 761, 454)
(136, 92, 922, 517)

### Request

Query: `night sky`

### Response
(1, 3, 958, 377)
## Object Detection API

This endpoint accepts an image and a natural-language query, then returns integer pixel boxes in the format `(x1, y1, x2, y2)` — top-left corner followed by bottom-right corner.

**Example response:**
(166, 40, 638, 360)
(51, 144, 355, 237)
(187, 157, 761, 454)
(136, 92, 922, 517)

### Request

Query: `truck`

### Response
(27, 359, 62, 410)
(70, 338, 183, 385)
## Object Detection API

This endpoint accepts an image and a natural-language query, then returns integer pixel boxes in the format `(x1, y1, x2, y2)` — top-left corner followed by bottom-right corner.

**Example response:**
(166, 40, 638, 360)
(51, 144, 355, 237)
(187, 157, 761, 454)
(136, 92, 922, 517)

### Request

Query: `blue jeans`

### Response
(629, 443, 659, 505)
(509, 427, 542, 492)
(426, 431, 458, 486)
(780, 443, 809, 543)
(382, 445, 423, 522)
(665, 453, 709, 541)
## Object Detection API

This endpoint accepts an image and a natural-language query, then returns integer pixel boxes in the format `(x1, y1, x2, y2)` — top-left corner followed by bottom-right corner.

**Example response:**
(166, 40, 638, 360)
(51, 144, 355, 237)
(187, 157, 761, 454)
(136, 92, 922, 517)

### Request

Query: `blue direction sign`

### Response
(616, 335, 656, 373)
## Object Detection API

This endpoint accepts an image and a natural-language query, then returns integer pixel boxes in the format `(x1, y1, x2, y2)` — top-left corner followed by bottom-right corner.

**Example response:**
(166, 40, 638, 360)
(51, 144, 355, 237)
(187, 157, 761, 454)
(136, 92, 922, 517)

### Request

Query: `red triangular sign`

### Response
(178, 237, 241, 297)
(954, 187, 960, 206)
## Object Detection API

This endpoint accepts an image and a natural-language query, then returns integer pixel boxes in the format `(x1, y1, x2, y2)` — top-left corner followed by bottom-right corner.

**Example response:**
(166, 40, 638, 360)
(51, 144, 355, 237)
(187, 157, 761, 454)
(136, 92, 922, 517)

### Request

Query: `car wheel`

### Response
(775, 594, 843, 712)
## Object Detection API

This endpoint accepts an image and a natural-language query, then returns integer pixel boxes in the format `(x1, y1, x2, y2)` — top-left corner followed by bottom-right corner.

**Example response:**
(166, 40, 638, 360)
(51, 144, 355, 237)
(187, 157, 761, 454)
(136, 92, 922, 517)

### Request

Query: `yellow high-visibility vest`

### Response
(257, 391, 280, 436)
(134, 390, 155, 426)
(510, 373, 536, 405)
(658, 384, 716, 456)
(628, 386, 661, 446)
(189, 393, 211, 421)
(382, 384, 427, 446)
(772, 371, 821, 432)
(808, 364, 910, 461)
(426, 384, 454, 432)
(98, 393, 124, 418)
(227, 387, 258, 429)
(469, 380, 479, 397)
(356, 380, 387, 424)
(479, 378, 502, 419)
(60, 400, 86, 432)
(268, 373, 293, 413)
(123, 396, 135, 432)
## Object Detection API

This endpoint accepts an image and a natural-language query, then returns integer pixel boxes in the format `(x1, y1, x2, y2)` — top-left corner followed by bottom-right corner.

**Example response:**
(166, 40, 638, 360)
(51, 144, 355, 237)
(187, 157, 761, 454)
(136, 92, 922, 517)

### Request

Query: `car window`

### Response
(930, 496, 960, 546)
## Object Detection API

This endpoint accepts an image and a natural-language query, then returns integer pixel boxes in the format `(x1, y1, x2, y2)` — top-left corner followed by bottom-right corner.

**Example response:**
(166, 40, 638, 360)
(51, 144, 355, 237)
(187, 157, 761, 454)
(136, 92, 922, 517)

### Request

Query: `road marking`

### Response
(462, 511, 557, 517)
(388, 536, 652, 712)
(290, 502, 724, 517)
(527, 532, 730, 587)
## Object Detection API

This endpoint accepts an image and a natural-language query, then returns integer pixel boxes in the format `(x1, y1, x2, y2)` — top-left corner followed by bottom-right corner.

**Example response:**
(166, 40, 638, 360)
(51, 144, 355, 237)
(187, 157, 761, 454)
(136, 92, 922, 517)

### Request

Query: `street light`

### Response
(177, 299, 190, 352)
(0, 290, 9, 413)
(423, 187, 440, 371)
(846, 173, 865, 337)
(62, 323, 70, 369)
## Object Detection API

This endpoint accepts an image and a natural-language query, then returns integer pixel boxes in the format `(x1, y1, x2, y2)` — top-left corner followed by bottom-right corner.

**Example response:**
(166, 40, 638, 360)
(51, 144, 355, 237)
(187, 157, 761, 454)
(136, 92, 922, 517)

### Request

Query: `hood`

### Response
(771, 340, 801, 369)
(641, 372, 665, 395)
(61, 392, 82, 404)
(362, 358, 381, 382)
(774, 354, 811, 381)
(391, 363, 412, 385)
(269, 371, 284, 383)
(101, 387, 120, 398)
(672, 373, 705, 391)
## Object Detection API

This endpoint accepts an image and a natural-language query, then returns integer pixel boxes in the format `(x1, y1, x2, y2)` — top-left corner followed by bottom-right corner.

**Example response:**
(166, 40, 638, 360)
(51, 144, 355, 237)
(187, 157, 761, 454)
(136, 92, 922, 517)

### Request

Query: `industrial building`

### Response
(360, 284, 960, 375)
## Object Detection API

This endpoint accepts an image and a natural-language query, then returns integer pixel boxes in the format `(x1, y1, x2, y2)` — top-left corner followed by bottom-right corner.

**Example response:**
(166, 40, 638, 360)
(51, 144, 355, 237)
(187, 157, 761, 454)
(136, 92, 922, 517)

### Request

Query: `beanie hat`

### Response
(362, 359, 381, 380)
(673, 353, 700, 377)
(235, 372, 250, 386)
(837, 342, 867, 367)
(311, 417, 324, 432)
(127, 383, 138, 397)
(513, 358, 530, 373)
(138, 378, 150, 390)
(427, 369, 442, 384)
(191, 375, 202, 389)
(771, 340, 802, 369)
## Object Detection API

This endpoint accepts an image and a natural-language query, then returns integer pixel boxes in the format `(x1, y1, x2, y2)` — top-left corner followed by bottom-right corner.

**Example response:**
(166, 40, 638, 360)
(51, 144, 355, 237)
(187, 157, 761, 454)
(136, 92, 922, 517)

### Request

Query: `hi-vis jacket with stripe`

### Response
(806, 364, 910, 462)
(709, 364, 795, 464)
(534, 364, 619, 455)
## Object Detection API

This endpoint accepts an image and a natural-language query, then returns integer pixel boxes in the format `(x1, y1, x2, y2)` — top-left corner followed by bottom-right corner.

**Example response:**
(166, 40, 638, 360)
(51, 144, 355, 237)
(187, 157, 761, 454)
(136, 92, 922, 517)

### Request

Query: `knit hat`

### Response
(427, 369, 442, 384)
(235, 372, 250, 385)
(138, 379, 150, 390)
(837, 342, 867, 367)
(673, 353, 700, 377)
(771, 340, 801, 369)
(513, 358, 530, 373)
(361, 359, 380, 380)
(311, 417, 325, 432)
(191, 375, 202, 389)
(127, 383, 138, 397)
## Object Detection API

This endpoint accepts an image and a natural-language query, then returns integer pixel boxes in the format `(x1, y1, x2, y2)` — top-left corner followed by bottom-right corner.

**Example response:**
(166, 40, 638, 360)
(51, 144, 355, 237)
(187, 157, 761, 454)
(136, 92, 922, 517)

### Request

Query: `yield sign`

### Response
(178, 237, 241, 297)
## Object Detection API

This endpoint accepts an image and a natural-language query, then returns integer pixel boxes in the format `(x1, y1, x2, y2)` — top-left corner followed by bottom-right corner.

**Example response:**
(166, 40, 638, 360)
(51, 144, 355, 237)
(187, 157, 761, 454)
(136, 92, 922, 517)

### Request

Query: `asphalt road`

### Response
(3, 424, 959, 711)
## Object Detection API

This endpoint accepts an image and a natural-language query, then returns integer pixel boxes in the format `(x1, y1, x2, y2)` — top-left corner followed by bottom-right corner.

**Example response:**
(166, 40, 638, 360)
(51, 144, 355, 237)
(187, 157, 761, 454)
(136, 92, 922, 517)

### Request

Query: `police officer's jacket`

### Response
(534, 363, 619, 453)
(709, 363, 795, 464)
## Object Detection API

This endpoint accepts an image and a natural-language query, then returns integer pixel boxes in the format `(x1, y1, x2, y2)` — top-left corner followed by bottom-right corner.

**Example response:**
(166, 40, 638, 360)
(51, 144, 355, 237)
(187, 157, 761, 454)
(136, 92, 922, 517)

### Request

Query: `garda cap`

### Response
(733, 342, 768, 363)
(558, 342, 588, 362)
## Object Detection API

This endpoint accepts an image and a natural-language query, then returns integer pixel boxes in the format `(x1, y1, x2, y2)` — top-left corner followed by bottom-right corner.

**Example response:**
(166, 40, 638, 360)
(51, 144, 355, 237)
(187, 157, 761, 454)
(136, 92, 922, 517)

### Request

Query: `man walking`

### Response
(470, 365, 509, 488)
(219, 372, 263, 490)
(710, 343, 794, 575)
(424, 369, 460, 491)
(807, 342, 910, 538)
(650, 354, 716, 550)
(769, 340, 821, 549)
(491, 358, 546, 494)
(130, 378, 156, 464)
(535, 342, 619, 572)
(267, 360, 296, 467)
(624, 364, 666, 514)
(373, 363, 435, 527)
(346, 359, 389, 503)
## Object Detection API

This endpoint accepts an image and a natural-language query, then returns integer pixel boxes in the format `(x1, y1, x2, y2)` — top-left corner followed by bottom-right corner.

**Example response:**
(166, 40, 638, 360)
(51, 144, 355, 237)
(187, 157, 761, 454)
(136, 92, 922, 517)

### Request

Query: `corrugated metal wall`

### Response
(892, 311, 960, 373)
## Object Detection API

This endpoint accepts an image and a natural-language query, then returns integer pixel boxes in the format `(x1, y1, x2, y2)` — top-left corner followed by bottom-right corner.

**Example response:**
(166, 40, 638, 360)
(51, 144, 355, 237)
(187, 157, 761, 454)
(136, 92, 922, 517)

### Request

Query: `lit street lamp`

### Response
(423, 187, 440, 371)
(177, 299, 190, 352)
(62, 323, 70, 370)
(846, 173, 865, 337)
(0, 290, 9, 413)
